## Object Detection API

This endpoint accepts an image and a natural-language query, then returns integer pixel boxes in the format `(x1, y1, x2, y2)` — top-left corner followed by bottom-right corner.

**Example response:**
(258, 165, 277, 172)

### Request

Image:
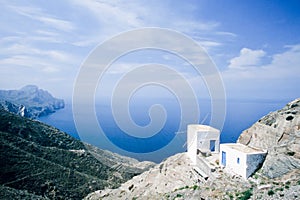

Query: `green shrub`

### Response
(268, 190, 275, 196)
(176, 193, 183, 198)
(238, 189, 252, 200)
(285, 185, 290, 189)
(275, 187, 284, 191)
(192, 185, 198, 190)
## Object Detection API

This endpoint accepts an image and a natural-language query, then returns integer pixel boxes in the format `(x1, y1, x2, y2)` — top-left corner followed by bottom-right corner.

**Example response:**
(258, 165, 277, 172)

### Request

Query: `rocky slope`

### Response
(0, 109, 154, 199)
(238, 98, 300, 178)
(85, 152, 260, 200)
(0, 85, 64, 118)
(86, 98, 300, 200)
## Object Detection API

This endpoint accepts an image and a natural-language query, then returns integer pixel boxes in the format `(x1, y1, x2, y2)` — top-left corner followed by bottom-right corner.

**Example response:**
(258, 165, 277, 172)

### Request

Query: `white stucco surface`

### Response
(219, 143, 267, 179)
(187, 125, 220, 165)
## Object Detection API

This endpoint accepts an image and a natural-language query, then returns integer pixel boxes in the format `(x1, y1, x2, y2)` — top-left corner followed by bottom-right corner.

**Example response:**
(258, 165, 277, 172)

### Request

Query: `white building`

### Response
(219, 143, 267, 179)
(187, 125, 220, 165)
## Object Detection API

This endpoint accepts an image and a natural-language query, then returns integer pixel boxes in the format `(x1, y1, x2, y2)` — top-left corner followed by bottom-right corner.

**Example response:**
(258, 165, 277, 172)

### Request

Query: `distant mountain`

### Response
(0, 85, 64, 118)
(0, 109, 154, 199)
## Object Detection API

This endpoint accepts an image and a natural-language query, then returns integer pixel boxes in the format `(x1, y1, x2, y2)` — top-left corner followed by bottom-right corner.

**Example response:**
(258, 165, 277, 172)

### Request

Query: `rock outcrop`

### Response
(85, 153, 198, 200)
(238, 98, 300, 178)
(0, 85, 65, 118)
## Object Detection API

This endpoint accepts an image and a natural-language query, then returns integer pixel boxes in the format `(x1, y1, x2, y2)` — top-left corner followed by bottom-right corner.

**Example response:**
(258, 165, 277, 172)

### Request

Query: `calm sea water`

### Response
(39, 99, 286, 163)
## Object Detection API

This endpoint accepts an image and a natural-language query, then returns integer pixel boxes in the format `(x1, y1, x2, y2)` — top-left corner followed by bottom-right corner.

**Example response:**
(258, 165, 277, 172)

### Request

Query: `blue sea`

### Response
(39, 99, 286, 163)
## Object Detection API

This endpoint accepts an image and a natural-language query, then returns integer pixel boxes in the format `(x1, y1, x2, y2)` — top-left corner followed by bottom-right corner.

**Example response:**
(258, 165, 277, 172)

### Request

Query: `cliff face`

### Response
(0, 85, 64, 118)
(238, 98, 300, 178)
(0, 109, 154, 199)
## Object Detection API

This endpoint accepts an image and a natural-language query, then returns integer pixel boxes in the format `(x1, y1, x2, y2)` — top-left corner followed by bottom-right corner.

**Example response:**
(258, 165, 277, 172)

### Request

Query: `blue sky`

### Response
(1, 0, 300, 101)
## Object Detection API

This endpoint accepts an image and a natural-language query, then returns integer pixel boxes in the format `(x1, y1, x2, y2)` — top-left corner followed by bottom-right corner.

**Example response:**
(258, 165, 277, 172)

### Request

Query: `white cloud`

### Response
(225, 44, 300, 78)
(106, 63, 141, 75)
(70, 0, 143, 29)
(215, 31, 237, 37)
(0, 43, 75, 63)
(0, 55, 57, 72)
(37, 16, 75, 32)
(198, 41, 222, 49)
(173, 20, 220, 33)
(8, 5, 75, 32)
(228, 48, 266, 69)
(68, 0, 224, 49)
(42, 66, 60, 73)
(222, 45, 300, 99)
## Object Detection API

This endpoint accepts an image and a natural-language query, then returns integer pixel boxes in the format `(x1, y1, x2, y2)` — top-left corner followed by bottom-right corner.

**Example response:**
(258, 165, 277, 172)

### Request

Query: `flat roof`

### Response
(188, 124, 220, 132)
(221, 143, 266, 154)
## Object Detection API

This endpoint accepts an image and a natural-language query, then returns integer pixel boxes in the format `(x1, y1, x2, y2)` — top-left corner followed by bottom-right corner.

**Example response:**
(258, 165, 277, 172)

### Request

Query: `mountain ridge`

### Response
(0, 85, 64, 118)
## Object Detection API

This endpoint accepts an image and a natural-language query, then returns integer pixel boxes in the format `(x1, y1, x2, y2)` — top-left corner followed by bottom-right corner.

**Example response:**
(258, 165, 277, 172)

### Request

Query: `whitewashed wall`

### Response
(187, 125, 220, 165)
(220, 143, 267, 179)
(220, 144, 248, 178)
(197, 131, 220, 153)
(187, 125, 198, 165)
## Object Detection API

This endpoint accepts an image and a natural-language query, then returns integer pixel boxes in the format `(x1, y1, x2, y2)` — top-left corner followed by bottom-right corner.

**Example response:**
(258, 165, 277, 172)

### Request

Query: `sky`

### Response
(1, 0, 300, 101)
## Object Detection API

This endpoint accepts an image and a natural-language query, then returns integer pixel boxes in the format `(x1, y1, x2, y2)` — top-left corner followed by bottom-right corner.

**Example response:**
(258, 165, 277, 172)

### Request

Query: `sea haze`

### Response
(39, 99, 286, 163)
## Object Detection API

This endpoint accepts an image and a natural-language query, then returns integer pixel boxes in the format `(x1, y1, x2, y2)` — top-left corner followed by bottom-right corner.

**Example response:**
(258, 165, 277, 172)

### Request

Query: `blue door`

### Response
(210, 140, 216, 151)
(221, 151, 226, 166)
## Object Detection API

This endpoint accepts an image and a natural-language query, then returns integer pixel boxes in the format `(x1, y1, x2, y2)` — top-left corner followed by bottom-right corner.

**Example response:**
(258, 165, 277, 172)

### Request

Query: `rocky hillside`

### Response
(85, 152, 258, 200)
(0, 85, 64, 118)
(0, 109, 154, 199)
(86, 98, 300, 200)
(238, 98, 300, 178)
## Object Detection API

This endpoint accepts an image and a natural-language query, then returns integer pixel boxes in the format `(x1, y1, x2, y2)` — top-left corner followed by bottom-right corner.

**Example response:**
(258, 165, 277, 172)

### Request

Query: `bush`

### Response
(238, 189, 252, 200)
(176, 193, 183, 198)
(268, 190, 275, 196)
(287, 152, 295, 156)
(192, 185, 198, 190)
(285, 185, 290, 189)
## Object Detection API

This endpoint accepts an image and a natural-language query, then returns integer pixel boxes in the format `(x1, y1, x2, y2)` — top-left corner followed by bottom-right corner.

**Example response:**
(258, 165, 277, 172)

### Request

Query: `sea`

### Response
(39, 99, 287, 163)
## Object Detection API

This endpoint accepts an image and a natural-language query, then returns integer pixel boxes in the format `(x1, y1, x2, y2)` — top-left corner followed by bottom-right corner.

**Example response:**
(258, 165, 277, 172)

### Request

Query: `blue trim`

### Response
(221, 151, 226, 166)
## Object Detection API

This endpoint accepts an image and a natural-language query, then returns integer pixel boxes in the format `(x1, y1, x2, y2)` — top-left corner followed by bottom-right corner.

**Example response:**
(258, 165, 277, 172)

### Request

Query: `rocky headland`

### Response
(0, 85, 65, 118)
